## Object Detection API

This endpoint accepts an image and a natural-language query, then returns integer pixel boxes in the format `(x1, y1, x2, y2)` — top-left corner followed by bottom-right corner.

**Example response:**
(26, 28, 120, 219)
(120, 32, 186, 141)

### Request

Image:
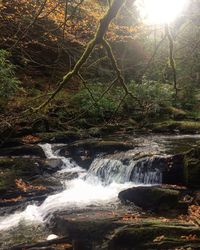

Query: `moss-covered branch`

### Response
(34, 0, 129, 111)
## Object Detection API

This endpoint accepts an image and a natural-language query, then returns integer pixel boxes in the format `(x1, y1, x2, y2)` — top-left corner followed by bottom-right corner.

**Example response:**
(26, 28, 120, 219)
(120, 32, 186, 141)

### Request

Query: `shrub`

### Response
(70, 83, 122, 120)
(0, 49, 20, 108)
(125, 79, 174, 119)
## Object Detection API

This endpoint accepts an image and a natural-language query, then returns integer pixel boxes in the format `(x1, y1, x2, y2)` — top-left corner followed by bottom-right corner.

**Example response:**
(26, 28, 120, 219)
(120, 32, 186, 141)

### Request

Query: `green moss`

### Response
(111, 220, 200, 249)
(152, 120, 200, 133)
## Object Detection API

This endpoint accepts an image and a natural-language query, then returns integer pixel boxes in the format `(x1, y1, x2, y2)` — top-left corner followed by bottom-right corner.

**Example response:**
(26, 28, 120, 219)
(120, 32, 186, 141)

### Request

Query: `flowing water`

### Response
(1, 134, 200, 246)
(0, 143, 163, 232)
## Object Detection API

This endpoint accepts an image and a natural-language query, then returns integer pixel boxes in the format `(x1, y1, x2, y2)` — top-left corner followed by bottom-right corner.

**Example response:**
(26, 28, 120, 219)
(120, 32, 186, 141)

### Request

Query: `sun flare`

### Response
(135, 0, 189, 24)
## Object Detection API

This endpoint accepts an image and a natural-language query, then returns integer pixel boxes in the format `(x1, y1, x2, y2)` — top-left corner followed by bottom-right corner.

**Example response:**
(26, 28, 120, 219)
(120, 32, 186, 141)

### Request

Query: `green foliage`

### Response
(125, 79, 174, 119)
(67, 80, 174, 123)
(70, 83, 122, 120)
(0, 50, 20, 108)
(177, 81, 199, 110)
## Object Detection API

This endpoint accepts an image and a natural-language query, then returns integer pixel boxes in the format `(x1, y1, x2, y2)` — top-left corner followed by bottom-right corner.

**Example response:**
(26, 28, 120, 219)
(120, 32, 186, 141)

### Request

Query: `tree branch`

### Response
(33, 0, 130, 111)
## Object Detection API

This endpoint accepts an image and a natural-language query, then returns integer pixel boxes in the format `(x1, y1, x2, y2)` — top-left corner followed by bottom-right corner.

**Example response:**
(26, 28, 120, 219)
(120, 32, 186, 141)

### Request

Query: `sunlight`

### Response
(135, 0, 189, 24)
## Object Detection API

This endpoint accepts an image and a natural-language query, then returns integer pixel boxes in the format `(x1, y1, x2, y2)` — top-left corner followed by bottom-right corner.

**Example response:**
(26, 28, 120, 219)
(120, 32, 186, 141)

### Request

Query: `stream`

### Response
(0, 134, 200, 248)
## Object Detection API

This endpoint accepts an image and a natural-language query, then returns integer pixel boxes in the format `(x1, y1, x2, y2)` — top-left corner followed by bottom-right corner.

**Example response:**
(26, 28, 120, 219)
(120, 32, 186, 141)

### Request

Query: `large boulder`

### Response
(118, 186, 187, 213)
(184, 147, 200, 188)
(157, 148, 200, 188)
(0, 144, 46, 158)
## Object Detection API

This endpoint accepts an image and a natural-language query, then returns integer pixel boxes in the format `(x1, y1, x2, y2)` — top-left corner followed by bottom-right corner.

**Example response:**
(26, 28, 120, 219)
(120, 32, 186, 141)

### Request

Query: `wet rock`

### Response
(60, 139, 134, 169)
(184, 147, 200, 188)
(42, 159, 63, 174)
(0, 144, 46, 158)
(118, 186, 187, 214)
(162, 154, 185, 185)
(0, 157, 63, 215)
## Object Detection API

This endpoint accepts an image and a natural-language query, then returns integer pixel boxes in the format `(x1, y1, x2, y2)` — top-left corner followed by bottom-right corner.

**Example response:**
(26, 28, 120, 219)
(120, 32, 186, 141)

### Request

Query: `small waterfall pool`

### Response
(0, 142, 163, 232)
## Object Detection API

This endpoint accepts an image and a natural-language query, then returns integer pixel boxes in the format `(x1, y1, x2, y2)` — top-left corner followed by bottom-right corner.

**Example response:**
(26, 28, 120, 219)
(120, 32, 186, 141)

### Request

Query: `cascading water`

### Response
(39, 143, 84, 175)
(0, 143, 163, 232)
(87, 156, 163, 185)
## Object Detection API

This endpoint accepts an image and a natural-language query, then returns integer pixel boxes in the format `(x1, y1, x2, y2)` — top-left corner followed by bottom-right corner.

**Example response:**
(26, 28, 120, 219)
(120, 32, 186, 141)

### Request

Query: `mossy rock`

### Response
(51, 210, 200, 250)
(184, 147, 200, 188)
(110, 221, 200, 249)
(152, 120, 200, 133)
(118, 186, 187, 214)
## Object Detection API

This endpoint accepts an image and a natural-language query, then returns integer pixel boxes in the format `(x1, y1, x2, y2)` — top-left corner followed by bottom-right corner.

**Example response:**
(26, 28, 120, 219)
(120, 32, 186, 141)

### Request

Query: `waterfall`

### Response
(39, 143, 84, 175)
(130, 157, 162, 184)
(87, 158, 133, 184)
(0, 143, 163, 232)
(87, 156, 163, 185)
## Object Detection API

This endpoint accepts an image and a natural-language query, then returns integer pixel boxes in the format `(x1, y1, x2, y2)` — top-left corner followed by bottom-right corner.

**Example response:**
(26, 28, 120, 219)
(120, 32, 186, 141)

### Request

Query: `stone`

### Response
(118, 186, 187, 214)
(184, 147, 200, 188)
(60, 139, 134, 169)
(0, 144, 46, 158)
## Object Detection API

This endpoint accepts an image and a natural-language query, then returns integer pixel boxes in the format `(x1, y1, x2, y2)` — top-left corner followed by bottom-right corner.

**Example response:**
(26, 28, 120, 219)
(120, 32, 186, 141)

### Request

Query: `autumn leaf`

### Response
(22, 135, 40, 143)
(153, 235, 165, 242)
(52, 243, 72, 249)
(15, 179, 46, 192)
(0, 195, 23, 202)
(181, 234, 198, 240)
(122, 213, 140, 221)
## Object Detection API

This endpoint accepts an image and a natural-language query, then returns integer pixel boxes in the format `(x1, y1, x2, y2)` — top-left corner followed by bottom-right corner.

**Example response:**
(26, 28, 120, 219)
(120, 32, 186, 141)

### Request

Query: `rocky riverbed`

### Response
(0, 133, 200, 249)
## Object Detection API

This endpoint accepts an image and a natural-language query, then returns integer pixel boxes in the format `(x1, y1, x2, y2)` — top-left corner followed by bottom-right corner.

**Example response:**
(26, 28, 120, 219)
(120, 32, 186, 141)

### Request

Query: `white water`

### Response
(0, 143, 161, 231)
(88, 156, 162, 185)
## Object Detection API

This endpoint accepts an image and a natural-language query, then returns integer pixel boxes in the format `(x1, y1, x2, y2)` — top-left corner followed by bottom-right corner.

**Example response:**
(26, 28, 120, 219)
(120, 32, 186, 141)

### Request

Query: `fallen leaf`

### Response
(22, 135, 40, 143)
(15, 178, 46, 192)
(153, 235, 165, 242)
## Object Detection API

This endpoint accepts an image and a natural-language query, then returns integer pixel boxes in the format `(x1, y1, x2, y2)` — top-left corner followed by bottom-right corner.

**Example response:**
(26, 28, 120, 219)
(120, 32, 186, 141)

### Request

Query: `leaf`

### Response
(21, 135, 40, 143)
(15, 178, 46, 192)
(153, 235, 165, 242)
(181, 234, 198, 241)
